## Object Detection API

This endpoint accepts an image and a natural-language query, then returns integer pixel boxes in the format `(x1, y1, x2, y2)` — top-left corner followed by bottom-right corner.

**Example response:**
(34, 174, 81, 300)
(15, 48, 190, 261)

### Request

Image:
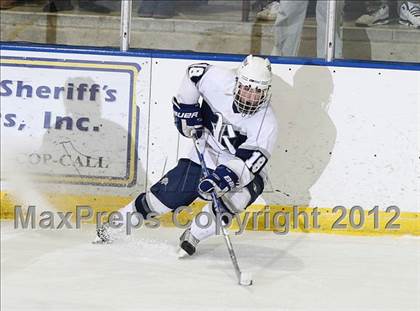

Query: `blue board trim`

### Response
(1, 41, 419, 71)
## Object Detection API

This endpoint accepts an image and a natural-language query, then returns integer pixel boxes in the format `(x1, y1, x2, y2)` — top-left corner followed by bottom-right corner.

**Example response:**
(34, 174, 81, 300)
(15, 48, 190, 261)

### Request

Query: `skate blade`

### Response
(176, 247, 189, 259)
(92, 238, 113, 245)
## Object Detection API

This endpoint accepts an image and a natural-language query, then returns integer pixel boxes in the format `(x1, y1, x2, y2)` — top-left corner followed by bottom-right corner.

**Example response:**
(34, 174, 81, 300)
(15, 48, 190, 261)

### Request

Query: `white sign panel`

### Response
(1, 56, 140, 186)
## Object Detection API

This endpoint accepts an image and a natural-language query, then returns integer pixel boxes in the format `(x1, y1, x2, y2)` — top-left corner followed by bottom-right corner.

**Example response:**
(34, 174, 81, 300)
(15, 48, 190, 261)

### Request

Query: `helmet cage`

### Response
(233, 78, 271, 115)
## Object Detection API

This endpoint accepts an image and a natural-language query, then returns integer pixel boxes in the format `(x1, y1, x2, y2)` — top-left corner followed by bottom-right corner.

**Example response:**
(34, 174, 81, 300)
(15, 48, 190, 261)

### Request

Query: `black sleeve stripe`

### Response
(235, 148, 254, 162)
(239, 144, 271, 159)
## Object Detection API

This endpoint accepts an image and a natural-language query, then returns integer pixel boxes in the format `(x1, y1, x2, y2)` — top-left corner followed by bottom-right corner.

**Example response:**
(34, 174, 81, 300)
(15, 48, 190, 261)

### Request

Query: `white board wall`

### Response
(1, 48, 418, 212)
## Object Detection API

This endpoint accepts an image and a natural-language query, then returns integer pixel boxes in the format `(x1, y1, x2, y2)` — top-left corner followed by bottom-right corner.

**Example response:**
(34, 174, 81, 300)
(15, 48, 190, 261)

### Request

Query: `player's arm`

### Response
(172, 63, 210, 138)
(228, 146, 271, 187)
(199, 114, 278, 199)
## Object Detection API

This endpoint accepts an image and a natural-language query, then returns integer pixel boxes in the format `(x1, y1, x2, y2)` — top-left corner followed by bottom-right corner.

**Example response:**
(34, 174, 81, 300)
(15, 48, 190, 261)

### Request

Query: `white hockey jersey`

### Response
(176, 63, 278, 188)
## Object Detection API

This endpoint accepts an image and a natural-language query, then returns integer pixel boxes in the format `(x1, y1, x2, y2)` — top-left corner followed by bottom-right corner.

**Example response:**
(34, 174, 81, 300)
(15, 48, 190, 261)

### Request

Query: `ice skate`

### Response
(178, 229, 200, 256)
(92, 222, 125, 244)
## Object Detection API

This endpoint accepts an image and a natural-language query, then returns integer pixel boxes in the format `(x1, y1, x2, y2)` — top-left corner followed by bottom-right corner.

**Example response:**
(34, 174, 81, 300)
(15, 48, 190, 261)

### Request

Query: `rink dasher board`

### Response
(0, 44, 419, 236)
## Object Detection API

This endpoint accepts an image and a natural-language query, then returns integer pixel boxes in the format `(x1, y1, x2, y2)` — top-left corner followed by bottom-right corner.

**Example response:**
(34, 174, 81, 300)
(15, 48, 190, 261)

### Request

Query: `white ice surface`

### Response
(1, 221, 419, 311)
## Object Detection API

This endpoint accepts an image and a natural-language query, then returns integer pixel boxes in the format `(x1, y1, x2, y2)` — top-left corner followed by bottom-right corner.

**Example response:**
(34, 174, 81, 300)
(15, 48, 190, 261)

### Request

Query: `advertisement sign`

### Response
(1, 56, 140, 186)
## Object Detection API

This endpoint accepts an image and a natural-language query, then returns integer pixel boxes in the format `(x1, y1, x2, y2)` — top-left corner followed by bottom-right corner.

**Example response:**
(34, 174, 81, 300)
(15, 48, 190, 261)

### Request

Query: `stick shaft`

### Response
(192, 134, 243, 282)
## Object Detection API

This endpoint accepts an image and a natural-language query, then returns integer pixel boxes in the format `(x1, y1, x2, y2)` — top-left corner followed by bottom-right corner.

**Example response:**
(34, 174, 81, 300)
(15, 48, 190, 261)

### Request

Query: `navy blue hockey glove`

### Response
(198, 165, 239, 200)
(172, 97, 203, 138)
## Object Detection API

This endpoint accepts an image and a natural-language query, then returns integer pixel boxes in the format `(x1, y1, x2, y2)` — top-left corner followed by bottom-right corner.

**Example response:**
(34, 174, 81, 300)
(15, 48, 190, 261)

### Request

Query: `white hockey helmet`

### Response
(233, 55, 272, 115)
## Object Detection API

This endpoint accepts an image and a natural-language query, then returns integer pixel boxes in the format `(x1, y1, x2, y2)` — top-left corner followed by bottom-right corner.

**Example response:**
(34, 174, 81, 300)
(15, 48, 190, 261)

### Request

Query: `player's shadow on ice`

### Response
(263, 65, 337, 212)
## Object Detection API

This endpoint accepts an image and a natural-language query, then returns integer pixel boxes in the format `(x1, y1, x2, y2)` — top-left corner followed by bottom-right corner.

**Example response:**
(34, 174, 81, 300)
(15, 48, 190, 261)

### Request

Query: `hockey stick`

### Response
(192, 132, 253, 286)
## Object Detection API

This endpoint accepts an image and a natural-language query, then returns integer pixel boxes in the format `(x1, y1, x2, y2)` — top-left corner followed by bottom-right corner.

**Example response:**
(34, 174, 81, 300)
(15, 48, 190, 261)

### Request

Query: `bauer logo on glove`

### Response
(198, 165, 239, 200)
(172, 96, 203, 138)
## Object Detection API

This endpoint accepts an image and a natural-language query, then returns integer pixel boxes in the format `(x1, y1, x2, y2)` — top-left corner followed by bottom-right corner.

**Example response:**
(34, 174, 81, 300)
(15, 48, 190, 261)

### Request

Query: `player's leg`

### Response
(94, 158, 202, 243)
(179, 174, 265, 255)
(271, 0, 309, 56)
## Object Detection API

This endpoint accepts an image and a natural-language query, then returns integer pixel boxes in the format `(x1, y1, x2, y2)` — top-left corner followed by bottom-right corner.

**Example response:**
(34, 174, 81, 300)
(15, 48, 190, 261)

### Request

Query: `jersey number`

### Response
(188, 63, 209, 84)
(245, 151, 267, 174)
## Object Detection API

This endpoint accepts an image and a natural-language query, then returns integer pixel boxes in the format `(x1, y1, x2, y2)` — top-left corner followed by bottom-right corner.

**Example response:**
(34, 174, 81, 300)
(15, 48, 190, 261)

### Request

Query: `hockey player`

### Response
(95, 55, 278, 256)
